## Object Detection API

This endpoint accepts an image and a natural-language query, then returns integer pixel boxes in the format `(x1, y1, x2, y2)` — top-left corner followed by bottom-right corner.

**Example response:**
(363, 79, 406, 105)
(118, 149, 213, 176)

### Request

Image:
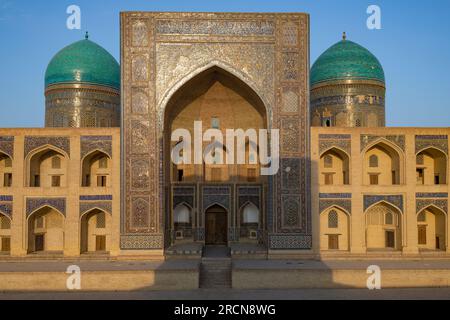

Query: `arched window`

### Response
(51, 156, 61, 169)
(369, 155, 378, 168)
(385, 212, 393, 225)
(4, 158, 12, 168)
(417, 211, 426, 222)
(242, 203, 259, 224)
(96, 211, 106, 228)
(0, 215, 10, 230)
(416, 154, 424, 165)
(98, 157, 108, 169)
(174, 205, 190, 224)
(324, 155, 333, 168)
(328, 210, 338, 228)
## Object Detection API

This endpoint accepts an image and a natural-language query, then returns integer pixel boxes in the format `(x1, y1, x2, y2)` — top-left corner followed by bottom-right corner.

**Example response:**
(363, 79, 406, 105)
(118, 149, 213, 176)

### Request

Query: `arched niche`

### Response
(319, 207, 350, 251)
(417, 206, 447, 251)
(416, 148, 447, 185)
(363, 141, 403, 186)
(27, 146, 68, 188)
(320, 147, 350, 185)
(365, 202, 402, 251)
(80, 208, 111, 253)
(81, 150, 111, 187)
(27, 206, 65, 253)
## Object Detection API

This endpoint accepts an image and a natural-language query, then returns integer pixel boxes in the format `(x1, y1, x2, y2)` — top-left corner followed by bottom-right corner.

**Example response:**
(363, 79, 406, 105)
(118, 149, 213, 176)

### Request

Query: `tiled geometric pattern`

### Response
(360, 135, 405, 152)
(0, 203, 12, 218)
(319, 199, 352, 215)
(319, 193, 352, 215)
(24, 136, 70, 158)
(80, 136, 112, 159)
(26, 198, 66, 217)
(79, 201, 112, 216)
(269, 234, 312, 249)
(120, 235, 163, 249)
(416, 193, 448, 214)
(79, 195, 113, 201)
(415, 135, 448, 155)
(319, 134, 351, 156)
(363, 195, 403, 213)
(0, 136, 14, 158)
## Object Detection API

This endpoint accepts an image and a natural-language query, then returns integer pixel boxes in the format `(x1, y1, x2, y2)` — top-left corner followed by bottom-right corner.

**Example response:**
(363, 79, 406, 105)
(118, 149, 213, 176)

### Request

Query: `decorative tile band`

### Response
(79, 195, 113, 201)
(363, 195, 403, 213)
(416, 135, 448, 140)
(0, 196, 13, 202)
(120, 234, 163, 250)
(156, 20, 275, 36)
(319, 134, 351, 140)
(269, 234, 312, 250)
(26, 197, 66, 217)
(319, 193, 352, 199)
(416, 193, 448, 199)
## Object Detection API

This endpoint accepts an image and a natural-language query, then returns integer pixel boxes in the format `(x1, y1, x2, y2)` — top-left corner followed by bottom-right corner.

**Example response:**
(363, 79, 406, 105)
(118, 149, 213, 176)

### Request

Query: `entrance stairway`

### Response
(199, 246, 232, 288)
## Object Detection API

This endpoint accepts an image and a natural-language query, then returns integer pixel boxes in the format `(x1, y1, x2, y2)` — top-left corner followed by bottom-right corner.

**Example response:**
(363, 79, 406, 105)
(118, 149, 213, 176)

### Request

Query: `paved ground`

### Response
(0, 288, 450, 300)
(0, 259, 450, 272)
(0, 260, 199, 272)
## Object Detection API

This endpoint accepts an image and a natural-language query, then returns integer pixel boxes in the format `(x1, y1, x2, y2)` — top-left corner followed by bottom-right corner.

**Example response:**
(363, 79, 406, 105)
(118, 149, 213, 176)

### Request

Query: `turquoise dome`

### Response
(311, 39, 385, 86)
(45, 38, 120, 89)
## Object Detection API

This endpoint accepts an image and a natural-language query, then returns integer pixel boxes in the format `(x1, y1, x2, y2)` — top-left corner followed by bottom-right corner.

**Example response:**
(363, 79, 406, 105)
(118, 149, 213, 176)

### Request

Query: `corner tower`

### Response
(44, 33, 120, 127)
(310, 33, 385, 127)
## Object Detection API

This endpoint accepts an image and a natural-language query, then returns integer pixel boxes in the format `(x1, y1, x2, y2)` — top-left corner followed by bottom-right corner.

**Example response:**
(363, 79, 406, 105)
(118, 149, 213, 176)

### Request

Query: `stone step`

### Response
(199, 259, 232, 289)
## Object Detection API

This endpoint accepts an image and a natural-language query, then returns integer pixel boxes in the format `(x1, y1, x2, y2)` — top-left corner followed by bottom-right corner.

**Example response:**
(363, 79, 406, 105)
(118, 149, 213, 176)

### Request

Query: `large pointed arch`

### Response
(159, 61, 271, 129)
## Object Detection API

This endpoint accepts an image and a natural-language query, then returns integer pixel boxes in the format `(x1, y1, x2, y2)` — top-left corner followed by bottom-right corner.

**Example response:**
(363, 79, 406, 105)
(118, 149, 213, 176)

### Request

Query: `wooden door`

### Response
(205, 205, 227, 245)
(35, 234, 44, 251)
(418, 225, 427, 245)
(1, 237, 10, 252)
(96, 235, 106, 251)
(328, 235, 339, 250)
(215, 212, 227, 244)
(385, 231, 395, 248)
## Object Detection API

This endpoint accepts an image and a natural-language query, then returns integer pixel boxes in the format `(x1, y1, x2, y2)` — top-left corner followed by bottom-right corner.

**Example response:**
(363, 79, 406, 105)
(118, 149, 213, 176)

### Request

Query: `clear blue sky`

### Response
(0, 0, 449, 127)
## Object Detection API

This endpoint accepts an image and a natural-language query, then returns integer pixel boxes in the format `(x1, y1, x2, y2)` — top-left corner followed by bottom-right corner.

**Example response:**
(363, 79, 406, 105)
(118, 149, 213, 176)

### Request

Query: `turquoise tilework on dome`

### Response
(45, 39, 120, 89)
(311, 39, 385, 86)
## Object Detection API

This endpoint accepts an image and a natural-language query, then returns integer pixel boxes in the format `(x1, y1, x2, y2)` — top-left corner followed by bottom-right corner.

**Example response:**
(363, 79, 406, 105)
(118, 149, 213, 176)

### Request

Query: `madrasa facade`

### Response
(0, 12, 449, 259)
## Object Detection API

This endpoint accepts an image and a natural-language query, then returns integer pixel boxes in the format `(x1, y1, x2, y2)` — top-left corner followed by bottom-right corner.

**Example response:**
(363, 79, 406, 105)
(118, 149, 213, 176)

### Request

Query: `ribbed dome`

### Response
(311, 39, 385, 86)
(45, 38, 120, 89)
